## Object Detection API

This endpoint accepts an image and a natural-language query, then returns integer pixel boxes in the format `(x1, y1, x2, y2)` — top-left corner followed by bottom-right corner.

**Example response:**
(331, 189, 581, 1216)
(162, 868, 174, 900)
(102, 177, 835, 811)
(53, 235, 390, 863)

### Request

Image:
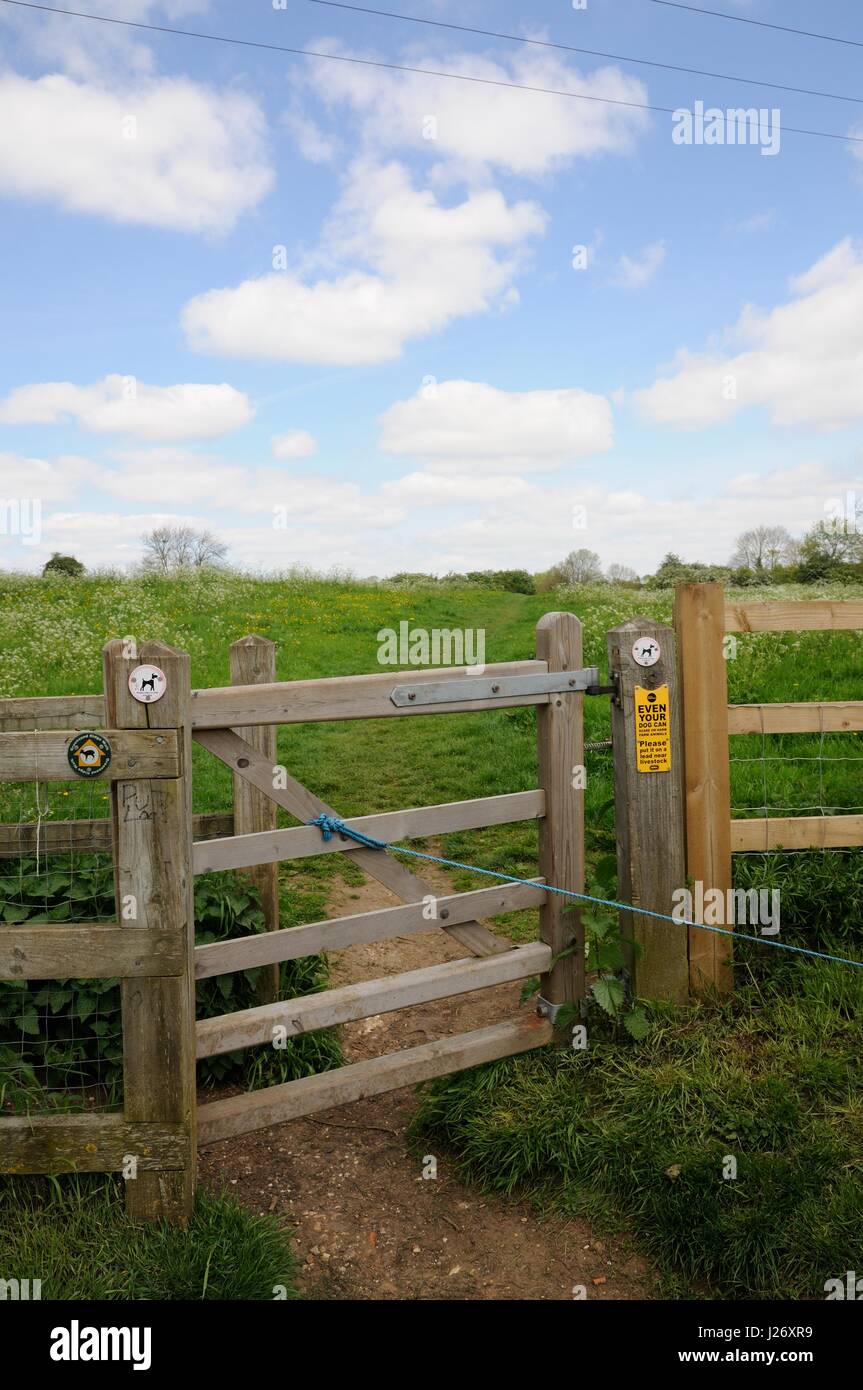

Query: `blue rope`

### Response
(307, 814, 863, 972)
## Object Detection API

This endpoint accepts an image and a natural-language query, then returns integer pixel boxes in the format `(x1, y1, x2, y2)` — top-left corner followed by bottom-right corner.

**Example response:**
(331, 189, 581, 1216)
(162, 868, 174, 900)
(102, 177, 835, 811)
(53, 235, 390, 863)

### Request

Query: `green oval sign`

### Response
(67, 732, 112, 778)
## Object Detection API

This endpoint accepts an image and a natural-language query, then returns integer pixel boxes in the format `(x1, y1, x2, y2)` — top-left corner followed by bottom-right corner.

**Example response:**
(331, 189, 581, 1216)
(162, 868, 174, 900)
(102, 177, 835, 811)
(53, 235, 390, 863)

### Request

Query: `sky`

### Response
(0, 0, 862, 577)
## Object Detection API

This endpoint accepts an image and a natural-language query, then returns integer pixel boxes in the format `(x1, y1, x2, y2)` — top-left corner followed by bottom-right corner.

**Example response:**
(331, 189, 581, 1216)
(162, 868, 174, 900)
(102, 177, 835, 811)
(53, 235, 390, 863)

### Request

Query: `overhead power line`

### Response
(302, 0, 863, 106)
(2, 0, 862, 146)
(649, 0, 863, 51)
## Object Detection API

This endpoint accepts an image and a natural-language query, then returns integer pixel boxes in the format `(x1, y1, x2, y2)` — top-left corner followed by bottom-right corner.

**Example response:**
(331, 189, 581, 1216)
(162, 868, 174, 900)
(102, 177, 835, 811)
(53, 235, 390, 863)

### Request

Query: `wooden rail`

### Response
(0, 729, 179, 781)
(0, 924, 185, 979)
(731, 814, 863, 852)
(0, 693, 106, 732)
(0, 1115, 189, 1174)
(725, 601, 863, 632)
(0, 811, 233, 858)
(192, 790, 545, 875)
(194, 880, 546, 979)
(728, 702, 863, 735)
(196, 942, 550, 1058)
(190, 660, 547, 728)
(197, 1015, 553, 1145)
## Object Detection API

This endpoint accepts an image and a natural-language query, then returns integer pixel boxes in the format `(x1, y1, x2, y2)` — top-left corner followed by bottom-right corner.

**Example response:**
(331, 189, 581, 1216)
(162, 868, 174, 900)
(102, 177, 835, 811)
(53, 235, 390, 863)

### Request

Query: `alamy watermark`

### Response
(672, 102, 781, 157)
(672, 883, 780, 936)
(0, 497, 41, 545)
(377, 622, 485, 671)
(0, 1276, 41, 1299)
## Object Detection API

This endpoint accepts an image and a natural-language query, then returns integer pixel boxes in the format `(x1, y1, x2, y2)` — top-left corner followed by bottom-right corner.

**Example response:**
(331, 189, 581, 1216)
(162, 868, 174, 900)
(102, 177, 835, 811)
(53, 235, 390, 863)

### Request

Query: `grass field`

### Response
(1, 568, 862, 1298)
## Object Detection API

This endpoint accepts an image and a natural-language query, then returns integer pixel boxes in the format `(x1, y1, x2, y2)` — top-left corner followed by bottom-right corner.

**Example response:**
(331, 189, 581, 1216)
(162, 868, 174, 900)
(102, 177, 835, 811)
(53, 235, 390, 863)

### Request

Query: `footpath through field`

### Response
(198, 853, 657, 1301)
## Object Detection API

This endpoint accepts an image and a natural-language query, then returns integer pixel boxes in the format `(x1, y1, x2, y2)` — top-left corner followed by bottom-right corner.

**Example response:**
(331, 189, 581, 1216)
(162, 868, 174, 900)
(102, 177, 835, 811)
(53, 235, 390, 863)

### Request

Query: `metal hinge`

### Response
(390, 668, 601, 708)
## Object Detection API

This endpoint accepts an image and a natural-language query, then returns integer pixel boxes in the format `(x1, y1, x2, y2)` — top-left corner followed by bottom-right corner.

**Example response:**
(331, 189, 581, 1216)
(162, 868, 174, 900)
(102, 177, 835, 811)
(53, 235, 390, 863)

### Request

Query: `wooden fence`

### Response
(0, 616, 591, 1222)
(2, 589, 859, 1221)
(674, 583, 863, 995)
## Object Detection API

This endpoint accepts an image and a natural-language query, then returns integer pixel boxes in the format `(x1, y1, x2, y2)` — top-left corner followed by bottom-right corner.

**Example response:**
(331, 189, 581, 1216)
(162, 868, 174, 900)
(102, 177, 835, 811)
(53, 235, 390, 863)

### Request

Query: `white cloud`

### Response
(271, 430, 317, 461)
(0, 71, 272, 232)
(0, 376, 254, 440)
(378, 380, 614, 473)
(280, 110, 337, 165)
(297, 44, 650, 176)
(0, 451, 99, 502)
(635, 238, 863, 431)
(96, 452, 250, 505)
(183, 161, 545, 363)
(380, 472, 532, 505)
(611, 240, 666, 289)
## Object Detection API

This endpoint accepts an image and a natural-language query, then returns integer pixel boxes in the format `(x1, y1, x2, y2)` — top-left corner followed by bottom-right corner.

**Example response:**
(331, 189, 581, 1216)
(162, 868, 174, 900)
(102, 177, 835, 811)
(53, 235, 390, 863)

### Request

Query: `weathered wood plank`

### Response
(197, 1014, 553, 1144)
(104, 640, 196, 1224)
(675, 584, 734, 995)
(731, 814, 863, 851)
(230, 635, 280, 1005)
(192, 787, 543, 877)
(196, 942, 550, 1057)
(194, 729, 512, 959)
(0, 924, 184, 980)
(607, 619, 689, 1003)
(194, 880, 546, 979)
(725, 601, 863, 633)
(0, 693, 106, 732)
(536, 612, 584, 1010)
(0, 1115, 188, 1173)
(728, 702, 863, 735)
(0, 728, 180, 782)
(0, 812, 233, 859)
(191, 659, 547, 728)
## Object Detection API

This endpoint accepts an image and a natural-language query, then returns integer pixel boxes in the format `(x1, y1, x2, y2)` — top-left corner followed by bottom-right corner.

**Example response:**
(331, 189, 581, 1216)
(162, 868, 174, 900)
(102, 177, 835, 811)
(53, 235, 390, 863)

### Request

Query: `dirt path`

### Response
(198, 859, 657, 1300)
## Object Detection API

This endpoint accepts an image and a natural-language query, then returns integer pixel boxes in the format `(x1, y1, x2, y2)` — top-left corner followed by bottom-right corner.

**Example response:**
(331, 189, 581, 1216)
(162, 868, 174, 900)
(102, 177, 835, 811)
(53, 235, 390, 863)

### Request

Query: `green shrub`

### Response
(0, 857, 340, 1111)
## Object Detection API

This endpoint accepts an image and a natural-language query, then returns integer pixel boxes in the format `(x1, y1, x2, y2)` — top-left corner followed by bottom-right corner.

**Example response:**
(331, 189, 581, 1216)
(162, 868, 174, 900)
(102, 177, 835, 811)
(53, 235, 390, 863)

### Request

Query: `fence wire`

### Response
(729, 727, 863, 852)
(0, 784, 122, 1117)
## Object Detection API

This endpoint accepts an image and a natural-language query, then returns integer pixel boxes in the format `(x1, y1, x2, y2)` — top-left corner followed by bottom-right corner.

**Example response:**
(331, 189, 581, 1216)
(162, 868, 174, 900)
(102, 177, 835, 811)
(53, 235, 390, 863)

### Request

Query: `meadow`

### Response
(1, 568, 862, 1298)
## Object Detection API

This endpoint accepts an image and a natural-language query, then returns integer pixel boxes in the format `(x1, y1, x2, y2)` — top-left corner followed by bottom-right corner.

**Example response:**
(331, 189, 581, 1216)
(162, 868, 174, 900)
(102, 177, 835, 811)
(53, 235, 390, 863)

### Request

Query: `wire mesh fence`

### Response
(0, 785, 122, 1117)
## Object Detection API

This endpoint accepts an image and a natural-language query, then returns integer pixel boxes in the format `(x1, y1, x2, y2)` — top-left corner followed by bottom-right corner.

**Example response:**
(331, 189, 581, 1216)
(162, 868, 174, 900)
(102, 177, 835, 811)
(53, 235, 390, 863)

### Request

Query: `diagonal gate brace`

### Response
(193, 728, 511, 957)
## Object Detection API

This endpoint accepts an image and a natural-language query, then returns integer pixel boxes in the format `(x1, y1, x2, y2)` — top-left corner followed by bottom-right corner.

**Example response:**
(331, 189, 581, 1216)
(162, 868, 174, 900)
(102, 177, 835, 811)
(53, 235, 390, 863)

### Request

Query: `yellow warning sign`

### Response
(634, 685, 671, 773)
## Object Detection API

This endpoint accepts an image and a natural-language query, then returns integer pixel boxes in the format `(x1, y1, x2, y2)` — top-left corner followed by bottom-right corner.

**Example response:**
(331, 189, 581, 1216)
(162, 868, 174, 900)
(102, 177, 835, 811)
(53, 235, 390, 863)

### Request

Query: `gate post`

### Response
(230, 635, 280, 1006)
(103, 639, 196, 1224)
(536, 612, 585, 1015)
(607, 618, 689, 1003)
(674, 583, 734, 995)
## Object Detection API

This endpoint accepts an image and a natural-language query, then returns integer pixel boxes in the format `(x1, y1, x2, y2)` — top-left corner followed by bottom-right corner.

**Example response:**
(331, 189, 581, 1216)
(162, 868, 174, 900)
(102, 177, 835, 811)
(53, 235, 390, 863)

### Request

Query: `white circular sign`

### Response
(632, 636, 661, 668)
(129, 663, 167, 703)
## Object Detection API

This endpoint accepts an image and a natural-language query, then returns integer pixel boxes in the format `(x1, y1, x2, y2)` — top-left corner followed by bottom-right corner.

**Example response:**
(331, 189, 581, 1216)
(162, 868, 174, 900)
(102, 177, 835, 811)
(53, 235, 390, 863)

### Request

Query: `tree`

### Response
(42, 552, 84, 578)
(606, 563, 639, 585)
(141, 525, 228, 574)
(730, 525, 793, 572)
(795, 518, 862, 581)
(557, 548, 604, 584)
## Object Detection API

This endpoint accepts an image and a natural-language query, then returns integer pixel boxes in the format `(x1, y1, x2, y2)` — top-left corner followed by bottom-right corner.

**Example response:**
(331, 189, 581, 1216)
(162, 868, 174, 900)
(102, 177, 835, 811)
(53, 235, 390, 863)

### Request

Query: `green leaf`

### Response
(591, 975, 625, 1016)
(519, 975, 540, 1006)
(2, 903, 32, 924)
(623, 1006, 650, 1041)
(20, 1008, 41, 1036)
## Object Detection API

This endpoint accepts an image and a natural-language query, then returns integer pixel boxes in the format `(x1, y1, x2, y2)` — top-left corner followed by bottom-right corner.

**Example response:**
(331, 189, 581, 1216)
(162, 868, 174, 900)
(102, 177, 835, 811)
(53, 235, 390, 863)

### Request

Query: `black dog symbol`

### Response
(638, 642, 658, 661)
(139, 673, 158, 693)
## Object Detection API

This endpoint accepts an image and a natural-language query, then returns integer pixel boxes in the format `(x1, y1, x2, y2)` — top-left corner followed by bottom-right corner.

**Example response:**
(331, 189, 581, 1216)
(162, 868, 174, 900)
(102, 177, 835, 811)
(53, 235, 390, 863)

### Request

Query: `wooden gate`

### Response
(0, 613, 589, 1223)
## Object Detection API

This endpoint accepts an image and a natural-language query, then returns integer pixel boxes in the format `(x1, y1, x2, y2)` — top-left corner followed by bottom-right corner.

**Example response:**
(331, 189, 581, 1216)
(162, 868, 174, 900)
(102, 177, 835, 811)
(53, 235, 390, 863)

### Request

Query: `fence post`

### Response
(607, 618, 689, 1003)
(230, 635, 280, 1006)
(103, 639, 196, 1224)
(673, 583, 734, 995)
(536, 612, 585, 1016)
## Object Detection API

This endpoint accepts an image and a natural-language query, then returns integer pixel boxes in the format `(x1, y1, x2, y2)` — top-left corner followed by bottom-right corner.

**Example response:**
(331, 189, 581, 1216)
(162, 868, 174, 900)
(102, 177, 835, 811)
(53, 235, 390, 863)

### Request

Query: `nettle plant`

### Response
(0, 857, 337, 1112)
(528, 795, 649, 1042)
